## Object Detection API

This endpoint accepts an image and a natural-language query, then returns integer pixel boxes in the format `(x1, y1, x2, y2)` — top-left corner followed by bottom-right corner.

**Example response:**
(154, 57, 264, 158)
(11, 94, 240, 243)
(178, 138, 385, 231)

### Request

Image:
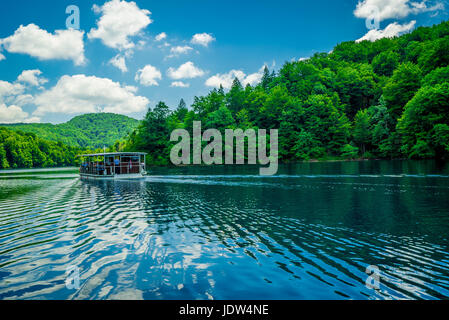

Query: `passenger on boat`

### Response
(98, 163, 105, 175)
(114, 158, 120, 174)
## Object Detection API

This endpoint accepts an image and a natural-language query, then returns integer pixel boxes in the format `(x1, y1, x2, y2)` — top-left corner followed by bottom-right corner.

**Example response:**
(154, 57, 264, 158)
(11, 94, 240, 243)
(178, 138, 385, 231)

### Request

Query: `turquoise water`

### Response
(0, 160, 449, 300)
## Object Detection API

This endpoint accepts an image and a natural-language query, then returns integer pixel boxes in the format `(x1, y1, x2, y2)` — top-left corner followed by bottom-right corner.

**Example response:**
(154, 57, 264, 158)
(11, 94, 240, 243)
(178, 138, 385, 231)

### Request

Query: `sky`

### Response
(0, 0, 448, 124)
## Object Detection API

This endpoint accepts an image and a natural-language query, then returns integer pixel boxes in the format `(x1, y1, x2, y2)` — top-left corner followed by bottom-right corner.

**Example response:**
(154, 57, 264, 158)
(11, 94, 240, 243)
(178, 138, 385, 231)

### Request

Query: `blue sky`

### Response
(0, 0, 447, 124)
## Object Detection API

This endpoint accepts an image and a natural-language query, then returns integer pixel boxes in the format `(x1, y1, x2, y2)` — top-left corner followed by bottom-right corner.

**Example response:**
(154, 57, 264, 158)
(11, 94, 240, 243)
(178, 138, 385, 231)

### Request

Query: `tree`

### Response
(0, 144, 9, 169)
(353, 109, 371, 155)
(205, 106, 235, 132)
(226, 78, 245, 114)
(418, 36, 449, 74)
(292, 130, 325, 160)
(397, 83, 449, 158)
(372, 51, 400, 77)
(335, 63, 378, 119)
(261, 66, 274, 90)
(174, 98, 188, 121)
(340, 144, 359, 159)
(421, 66, 449, 87)
(383, 62, 422, 119)
(302, 94, 350, 155)
(125, 102, 171, 165)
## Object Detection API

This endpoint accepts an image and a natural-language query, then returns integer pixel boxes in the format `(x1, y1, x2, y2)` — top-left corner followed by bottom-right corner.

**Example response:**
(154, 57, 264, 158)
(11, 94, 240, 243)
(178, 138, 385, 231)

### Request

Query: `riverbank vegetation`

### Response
(1, 113, 138, 149)
(0, 127, 81, 169)
(125, 20, 449, 165)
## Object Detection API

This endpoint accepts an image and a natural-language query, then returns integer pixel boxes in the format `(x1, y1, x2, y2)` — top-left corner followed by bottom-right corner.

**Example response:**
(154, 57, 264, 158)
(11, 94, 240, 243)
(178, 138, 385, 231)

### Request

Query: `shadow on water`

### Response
(0, 160, 449, 299)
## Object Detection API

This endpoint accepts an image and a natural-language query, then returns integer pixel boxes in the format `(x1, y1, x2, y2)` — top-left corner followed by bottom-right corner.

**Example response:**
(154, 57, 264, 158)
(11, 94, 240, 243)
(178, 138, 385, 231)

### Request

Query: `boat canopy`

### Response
(78, 152, 147, 157)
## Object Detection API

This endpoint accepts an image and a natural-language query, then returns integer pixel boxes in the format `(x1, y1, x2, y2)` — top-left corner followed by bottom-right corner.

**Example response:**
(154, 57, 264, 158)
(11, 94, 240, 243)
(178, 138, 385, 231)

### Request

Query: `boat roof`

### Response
(78, 152, 147, 157)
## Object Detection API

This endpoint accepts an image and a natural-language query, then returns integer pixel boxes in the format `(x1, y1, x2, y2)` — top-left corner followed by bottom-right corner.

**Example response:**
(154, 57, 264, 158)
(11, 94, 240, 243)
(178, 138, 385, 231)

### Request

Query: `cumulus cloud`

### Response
(170, 81, 190, 88)
(0, 103, 39, 124)
(356, 20, 416, 42)
(167, 61, 205, 79)
(12, 94, 34, 107)
(354, 0, 444, 21)
(135, 65, 162, 86)
(33, 74, 149, 116)
(191, 33, 215, 47)
(155, 32, 167, 41)
(0, 24, 86, 65)
(170, 46, 193, 55)
(88, 0, 152, 50)
(109, 54, 128, 72)
(0, 80, 24, 101)
(0, 53, 5, 61)
(17, 69, 48, 87)
(205, 66, 266, 89)
(0, 79, 36, 109)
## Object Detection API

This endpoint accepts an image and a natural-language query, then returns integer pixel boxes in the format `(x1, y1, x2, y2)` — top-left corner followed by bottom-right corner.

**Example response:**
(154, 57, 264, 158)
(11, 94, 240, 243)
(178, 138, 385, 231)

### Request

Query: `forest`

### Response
(0, 127, 81, 169)
(1, 113, 138, 149)
(124, 20, 449, 165)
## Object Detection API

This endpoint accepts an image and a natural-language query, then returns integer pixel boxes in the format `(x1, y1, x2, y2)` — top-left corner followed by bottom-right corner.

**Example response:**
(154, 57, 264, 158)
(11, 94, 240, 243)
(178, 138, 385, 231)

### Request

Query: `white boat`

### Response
(78, 152, 147, 180)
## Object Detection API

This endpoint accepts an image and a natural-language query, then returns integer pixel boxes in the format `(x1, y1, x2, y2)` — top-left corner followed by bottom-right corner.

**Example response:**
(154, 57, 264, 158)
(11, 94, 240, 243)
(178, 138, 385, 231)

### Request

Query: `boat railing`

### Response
(80, 162, 145, 176)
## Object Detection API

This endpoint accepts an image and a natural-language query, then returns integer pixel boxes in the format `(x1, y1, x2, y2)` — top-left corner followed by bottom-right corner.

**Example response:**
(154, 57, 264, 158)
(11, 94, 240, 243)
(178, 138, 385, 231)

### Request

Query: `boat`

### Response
(78, 152, 147, 180)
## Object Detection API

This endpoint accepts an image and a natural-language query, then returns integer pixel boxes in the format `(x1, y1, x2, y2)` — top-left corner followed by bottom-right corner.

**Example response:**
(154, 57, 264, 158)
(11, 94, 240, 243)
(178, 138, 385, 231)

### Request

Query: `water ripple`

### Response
(1, 164, 449, 299)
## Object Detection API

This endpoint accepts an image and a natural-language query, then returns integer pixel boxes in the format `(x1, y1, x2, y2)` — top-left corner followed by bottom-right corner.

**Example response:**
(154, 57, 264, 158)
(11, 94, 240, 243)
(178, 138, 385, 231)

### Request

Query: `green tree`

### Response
(383, 62, 422, 119)
(397, 83, 449, 158)
(372, 51, 400, 77)
(353, 109, 371, 155)
(226, 78, 245, 114)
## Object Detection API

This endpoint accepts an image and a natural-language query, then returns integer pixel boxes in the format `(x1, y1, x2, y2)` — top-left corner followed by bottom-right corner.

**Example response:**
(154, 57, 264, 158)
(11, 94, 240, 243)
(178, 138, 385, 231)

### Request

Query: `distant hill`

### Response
(1, 113, 139, 148)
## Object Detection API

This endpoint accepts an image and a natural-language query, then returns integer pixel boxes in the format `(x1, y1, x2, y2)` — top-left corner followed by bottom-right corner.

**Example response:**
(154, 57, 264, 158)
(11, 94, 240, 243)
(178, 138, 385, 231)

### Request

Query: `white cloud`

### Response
(88, 0, 152, 50)
(244, 66, 266, 87)
(167, 61, 205, 79)
(205, 70, 244, 89)
(191, 33, 215, 47)
(356, 20, 416, 42)
(0, 80, 24, 101)
(0, 53, 5, 61)
(170, 81, 190, 88)
(170, 46, 193, 55)
(158, 42, 170, 48)
(125, 85, 138, 93)
(17, 69, 48, 86)
(354, 0, 444, 21)
(0, 24, 86, 65)
(205, 66, 265, 89)
(0, 103, 39, 124)
(135, 65, 162, 86)
(0, 79, 36, 108)
(12, 94, 34, 107)
(109, 54, 128, 72)
(33, 74, 149, 116)
(155, 32, 167, 41)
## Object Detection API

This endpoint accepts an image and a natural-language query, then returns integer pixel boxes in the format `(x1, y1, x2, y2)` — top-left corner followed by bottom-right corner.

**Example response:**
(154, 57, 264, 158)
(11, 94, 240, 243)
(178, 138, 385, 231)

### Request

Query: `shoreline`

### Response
(2, 158, 446, 172)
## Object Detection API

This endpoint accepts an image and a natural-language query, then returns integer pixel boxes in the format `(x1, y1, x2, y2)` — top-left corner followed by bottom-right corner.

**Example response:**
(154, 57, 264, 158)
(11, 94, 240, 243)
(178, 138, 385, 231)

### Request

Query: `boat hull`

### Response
(80, 173, 146, 180)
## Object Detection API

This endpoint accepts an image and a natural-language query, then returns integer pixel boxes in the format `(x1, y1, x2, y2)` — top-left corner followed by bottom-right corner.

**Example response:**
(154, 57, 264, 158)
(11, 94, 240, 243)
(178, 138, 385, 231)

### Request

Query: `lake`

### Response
(0, 160, 449, 300)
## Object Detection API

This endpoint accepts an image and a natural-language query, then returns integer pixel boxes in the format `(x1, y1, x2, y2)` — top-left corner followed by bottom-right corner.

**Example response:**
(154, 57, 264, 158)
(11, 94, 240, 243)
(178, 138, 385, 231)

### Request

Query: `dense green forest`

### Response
(0, 127, 81, 169)
(1, 113, 138, 149)
(125, 20, 449, 165)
